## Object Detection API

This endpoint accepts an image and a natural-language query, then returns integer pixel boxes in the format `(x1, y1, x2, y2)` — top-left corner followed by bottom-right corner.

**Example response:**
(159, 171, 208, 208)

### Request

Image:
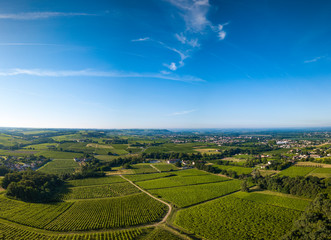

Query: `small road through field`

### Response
(150, 164, 161, 173)
(119, 174, 172, 225)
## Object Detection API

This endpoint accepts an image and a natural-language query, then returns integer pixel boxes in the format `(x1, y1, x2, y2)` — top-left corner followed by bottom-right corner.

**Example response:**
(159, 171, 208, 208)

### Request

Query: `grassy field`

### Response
(278, 166, 317, 177)
(136, 174, 229, 190)
(131, 164, 159, 174)
(59, 182, 140, 200)
(175, 194, 302, 240)
(38, 159, 80, 175)
(35, 150, 83, 159)
(150, 180, 242, 207)
(44, 193, 167, 231)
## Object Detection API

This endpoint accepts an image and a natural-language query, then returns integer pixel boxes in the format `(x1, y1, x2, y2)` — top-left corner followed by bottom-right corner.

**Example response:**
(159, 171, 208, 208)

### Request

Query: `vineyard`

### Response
(278, 166, 317, 177)
(136, 174, 229, 190)
(0, 221, 152, 240)
(175, 195, 302, 240)
(0, 196, 72, 229)
(232, 191, 311, 211)
(59, 182, 141, 200)
(151, 164, 178, 172)
(308, 167, 331, 178)
(38, 159, 81, 175)
(149, 180, 242, 207)
(125, 172, 176, 182)
(131, 164, 159, 174)
(67, 175, 126, 187)
(44, 193, 168, 231)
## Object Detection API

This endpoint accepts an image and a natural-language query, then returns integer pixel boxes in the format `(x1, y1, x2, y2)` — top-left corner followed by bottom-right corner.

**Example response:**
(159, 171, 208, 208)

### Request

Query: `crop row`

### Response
(59, 182, 140, 200)
(67, 176, 126, 187)
(136, 174, 229, 190)
(278, 166, 317, 177)
(0, 222, 149, 240)
(44, 193, 167, 231)
(175, 195, 302, 240)
(0, 196, 72, 229)
(151, 164, 178, 172)
(150, 180, 242, 207)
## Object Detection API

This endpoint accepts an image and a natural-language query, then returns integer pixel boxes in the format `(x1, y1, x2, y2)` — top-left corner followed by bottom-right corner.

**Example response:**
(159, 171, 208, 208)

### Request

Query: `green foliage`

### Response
(144, 227, 183, 240)
(279, 166, 317, 177)
(45, 193, 167, 231)
(132, 164, 159, 174)
(67, 175, 126, 187)
(38, 159, 80, 175)
(150, 180, 242, 207)
(0, 221, 150, 239)
(0, 167, 10, 177)
(136, 174, 229, 190)
(283, 193, 331, 240)
(59, 182, 140, 200)
(152, 163, 178, 172)
(233, 191, 311, 211)
(0, 195, 72, 228)
(125, 172, 177, 182)
(175, 195, 302, 240)
(2, 171, 63, 202)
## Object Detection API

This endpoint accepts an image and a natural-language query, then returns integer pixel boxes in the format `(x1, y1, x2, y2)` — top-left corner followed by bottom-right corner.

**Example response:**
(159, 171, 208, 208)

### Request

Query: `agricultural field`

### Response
(125, 172, 177, 182)
(307, 167, 331, 178)
(278, 166, 317, 177)
(136, 174, 229, 190)
(35, 150, 83, 159)
(213, 164, 253, 175)
(131, 164, 159, 174)
(38, 159, 81, 174)
(0, 195, 73, 229)
(174, 194, 302, 240)
(59, 182, 140, 200)
(144, 227, 183, 240)
(151, 163, 178, 172)
(44, 193, 167, 231)
(150, 180, 242, 207)
(67, 175, 126, 187)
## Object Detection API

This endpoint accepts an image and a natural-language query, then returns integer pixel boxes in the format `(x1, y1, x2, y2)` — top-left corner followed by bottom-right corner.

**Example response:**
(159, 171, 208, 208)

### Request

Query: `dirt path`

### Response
(150, 164, 161, 173)
(119, 174, 172, 224)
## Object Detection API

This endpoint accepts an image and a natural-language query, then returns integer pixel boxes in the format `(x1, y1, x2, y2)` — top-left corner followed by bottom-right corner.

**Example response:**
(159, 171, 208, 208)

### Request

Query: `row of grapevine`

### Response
(0, 221, 150, 240)
(68, 176, 126, 187)
(59, 182, 140, 200)
(0, 196, 73, 229)
(44, 193, 167, 231)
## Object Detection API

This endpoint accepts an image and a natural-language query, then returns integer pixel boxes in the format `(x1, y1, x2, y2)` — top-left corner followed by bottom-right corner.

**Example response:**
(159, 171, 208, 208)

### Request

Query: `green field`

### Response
(150, 180, 242, 207)
(151, 163, 178, 172)
(214, 164, 253, 175)
(175, 194, 302, 240)
(67, 175, 126, 187)
(131, 164, 159, 174)
(59, 182, 141, 200)
(136, 174, 229, 190)
(44, 193, 167, 231)
(0, 221, 150, 240)
(278, 166, 317, 177)
(0, 195, 73, 229)
(125, 172, 178, 182)
(38, 159, 81, 175)
(307, 167, 331, 178)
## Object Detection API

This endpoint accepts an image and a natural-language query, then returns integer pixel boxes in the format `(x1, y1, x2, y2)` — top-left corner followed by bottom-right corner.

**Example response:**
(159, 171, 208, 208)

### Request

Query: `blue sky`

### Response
(0, 0, 330, 129)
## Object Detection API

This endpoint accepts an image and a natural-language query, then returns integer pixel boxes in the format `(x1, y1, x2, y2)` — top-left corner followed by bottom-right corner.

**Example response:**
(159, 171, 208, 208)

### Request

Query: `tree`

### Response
(241, 180, 249, 192)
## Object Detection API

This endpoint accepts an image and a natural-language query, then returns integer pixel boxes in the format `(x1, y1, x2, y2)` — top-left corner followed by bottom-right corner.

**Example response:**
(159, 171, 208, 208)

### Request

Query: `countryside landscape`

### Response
(0, 128, 330, 239)
(1, 0, 331, 239)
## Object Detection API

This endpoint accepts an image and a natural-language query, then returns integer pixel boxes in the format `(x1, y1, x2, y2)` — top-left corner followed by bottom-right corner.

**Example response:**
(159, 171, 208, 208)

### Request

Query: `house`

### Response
(167, 159, 180, 164)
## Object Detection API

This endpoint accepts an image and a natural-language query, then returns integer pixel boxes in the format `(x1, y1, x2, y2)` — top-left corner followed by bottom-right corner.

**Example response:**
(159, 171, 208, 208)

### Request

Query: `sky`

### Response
(0, 0, 331, 129)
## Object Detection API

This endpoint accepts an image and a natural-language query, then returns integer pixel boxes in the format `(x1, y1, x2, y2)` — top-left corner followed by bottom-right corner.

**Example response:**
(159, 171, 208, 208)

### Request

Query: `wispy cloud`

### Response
(131, 37, 150, 42)
(304, 56, 324, 63)
(168, 109, 197, 116)
(0, 68, 205, 83)
(0, 12, 96, 20)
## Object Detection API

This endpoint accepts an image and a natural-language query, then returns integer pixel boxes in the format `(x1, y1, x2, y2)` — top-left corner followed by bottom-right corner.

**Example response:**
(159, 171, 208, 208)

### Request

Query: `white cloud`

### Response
(0, 12, 95, 20)
(131, 37, 150, 42)
(175, 33, 200, 47)
(304, 56, 324, 63)
(168, 109, 197, 116)
(0, 68, 205, 83)
(218, 31, 226, 40)
(164, 62, 177, 71)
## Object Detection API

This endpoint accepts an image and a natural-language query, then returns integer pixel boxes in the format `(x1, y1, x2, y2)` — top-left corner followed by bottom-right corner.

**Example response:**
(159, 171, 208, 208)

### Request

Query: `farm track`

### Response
(119, 174, 172, 225)
(149, 164, 161, 173)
